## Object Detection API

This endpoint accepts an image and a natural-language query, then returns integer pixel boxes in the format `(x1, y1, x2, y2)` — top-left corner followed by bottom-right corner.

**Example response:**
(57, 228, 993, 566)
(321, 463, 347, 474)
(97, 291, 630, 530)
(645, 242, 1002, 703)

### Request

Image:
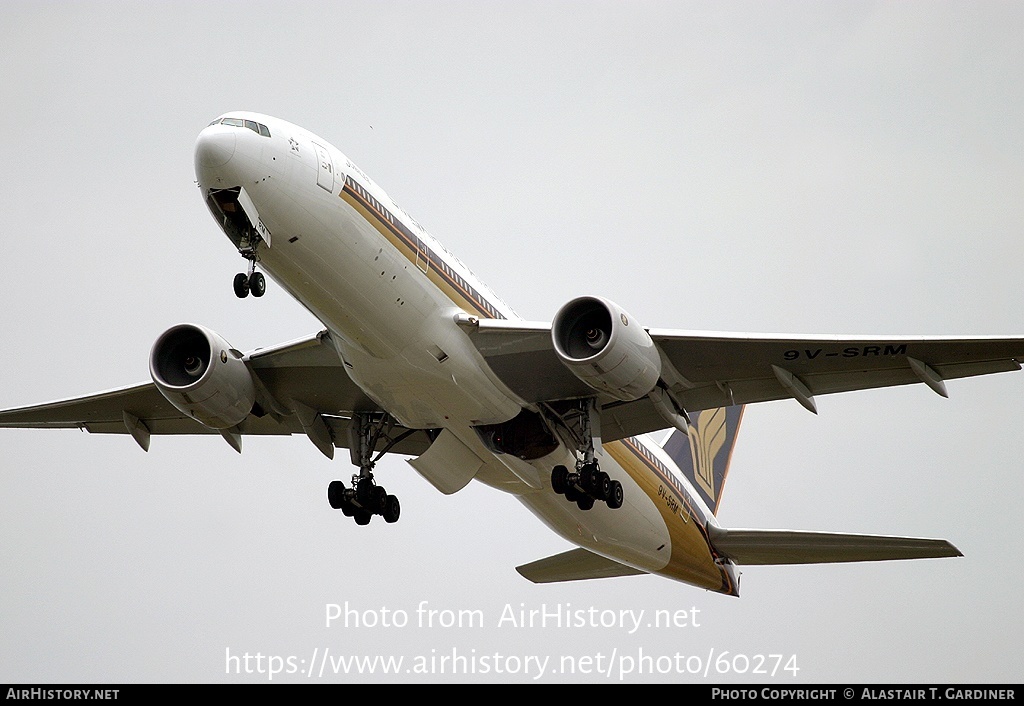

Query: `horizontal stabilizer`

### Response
(707, 525, 962, 565)
(516, 548, 647, 583)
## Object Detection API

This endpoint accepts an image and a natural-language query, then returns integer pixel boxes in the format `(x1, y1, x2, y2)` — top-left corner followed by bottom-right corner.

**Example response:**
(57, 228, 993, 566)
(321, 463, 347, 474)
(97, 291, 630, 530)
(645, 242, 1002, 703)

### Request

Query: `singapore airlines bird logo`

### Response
(688, 407, 728, 499)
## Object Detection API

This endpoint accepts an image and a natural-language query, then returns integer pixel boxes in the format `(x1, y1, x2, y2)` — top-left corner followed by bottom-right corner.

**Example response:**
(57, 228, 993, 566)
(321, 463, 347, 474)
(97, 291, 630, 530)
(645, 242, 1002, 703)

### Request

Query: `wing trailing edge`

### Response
(707, 525, 962, 565)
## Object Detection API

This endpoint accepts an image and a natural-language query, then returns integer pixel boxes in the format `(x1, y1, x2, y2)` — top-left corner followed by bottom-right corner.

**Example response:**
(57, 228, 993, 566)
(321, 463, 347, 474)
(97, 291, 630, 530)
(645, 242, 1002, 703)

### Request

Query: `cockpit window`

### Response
(209, 117, 271, 137)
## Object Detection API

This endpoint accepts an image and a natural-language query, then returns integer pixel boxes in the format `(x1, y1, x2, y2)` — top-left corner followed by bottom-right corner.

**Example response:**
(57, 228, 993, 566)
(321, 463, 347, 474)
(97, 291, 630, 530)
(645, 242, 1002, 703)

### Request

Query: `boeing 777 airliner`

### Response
(4, 112, 1022, 595)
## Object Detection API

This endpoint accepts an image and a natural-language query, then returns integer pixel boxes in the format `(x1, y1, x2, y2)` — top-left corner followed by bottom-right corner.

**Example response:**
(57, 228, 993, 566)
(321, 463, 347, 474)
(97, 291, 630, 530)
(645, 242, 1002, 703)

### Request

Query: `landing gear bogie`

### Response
(325, 477, 401, 525)
(550, 462, 624, 511)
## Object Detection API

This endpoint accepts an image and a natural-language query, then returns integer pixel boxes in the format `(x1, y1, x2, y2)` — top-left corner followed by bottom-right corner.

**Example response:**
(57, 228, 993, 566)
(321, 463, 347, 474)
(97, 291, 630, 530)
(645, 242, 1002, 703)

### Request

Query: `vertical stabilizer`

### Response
(661, 405, 744, 515)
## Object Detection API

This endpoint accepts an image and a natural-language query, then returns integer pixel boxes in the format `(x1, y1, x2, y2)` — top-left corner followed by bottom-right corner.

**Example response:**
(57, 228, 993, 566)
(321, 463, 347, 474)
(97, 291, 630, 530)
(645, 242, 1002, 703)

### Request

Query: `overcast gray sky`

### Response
(1, 1, 1022, 683)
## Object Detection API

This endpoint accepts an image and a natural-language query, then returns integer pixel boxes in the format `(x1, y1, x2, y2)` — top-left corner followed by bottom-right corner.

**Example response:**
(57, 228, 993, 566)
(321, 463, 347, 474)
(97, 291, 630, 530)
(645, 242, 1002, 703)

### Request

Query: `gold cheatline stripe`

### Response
(609, 438, 735, 594)
(341, 181, 502, 320)
(341, 177, 736, 591)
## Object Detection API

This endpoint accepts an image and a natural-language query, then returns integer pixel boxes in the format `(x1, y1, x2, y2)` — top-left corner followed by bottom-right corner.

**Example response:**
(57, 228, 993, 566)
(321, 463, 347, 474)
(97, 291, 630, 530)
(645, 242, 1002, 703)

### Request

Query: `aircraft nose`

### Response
(194, 127, 236, 169)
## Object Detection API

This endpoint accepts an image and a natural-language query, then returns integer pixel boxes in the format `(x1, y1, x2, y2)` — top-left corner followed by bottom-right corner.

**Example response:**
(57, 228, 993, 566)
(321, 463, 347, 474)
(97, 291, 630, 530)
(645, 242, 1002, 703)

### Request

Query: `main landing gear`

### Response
(326, 413, 402, 526)
(547, 398, 624, 512)
(327, 477, 400, 525)
(551, 462, 623, 511)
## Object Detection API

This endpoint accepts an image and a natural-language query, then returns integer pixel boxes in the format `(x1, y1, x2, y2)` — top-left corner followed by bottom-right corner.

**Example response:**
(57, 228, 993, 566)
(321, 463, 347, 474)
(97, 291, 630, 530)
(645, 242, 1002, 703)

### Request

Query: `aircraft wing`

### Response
(0, 331, 432, 457)
(462, 318, 1024, 440)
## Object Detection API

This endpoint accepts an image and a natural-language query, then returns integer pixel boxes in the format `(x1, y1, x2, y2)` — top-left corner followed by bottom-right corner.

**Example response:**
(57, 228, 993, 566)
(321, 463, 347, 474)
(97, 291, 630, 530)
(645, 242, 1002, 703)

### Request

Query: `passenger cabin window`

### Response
(209, 117, 271, 137)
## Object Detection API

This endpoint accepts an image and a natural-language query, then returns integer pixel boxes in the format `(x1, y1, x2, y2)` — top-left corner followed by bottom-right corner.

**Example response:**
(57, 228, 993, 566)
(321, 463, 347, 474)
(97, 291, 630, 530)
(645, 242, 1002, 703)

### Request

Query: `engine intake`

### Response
(552, 296, 661, 401)
(150, 324, 256, 429)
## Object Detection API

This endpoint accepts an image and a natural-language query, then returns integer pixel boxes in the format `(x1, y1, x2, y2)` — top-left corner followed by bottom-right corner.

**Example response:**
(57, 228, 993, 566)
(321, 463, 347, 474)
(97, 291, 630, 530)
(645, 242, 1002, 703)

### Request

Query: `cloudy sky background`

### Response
(1, 1, 1022, 683)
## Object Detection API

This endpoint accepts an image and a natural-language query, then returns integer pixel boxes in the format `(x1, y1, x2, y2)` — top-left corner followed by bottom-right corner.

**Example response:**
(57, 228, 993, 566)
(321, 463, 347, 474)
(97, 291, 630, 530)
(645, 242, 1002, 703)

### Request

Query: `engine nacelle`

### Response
(150, 324, 256, 430)
(551, 296, 661, 401)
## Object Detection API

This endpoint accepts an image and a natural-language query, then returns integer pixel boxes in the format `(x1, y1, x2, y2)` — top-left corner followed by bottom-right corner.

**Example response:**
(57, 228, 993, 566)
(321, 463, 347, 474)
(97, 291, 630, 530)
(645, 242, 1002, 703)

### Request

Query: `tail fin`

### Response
(661, 405, 744, 515)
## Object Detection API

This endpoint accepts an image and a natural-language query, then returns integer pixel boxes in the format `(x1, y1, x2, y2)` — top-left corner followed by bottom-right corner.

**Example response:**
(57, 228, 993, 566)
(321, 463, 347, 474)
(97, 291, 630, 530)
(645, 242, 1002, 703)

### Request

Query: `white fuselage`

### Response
(194, 113, 737, 594)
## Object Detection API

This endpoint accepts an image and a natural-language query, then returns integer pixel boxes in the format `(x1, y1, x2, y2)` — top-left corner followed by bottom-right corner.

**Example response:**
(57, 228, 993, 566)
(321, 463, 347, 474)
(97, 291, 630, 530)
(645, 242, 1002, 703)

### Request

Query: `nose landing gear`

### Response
(233, 251, 266, 299)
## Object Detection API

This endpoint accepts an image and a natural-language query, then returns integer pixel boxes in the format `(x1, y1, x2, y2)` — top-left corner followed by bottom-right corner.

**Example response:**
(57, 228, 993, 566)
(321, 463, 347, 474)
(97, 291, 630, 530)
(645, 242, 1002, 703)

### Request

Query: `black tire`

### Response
(354, 511, 372, 526)
(579, 462, 596, 492)
(597, 471, 612, 501)
(327, 480, 346, 510)
(551, 465, 569, 495)
(356, 478, 374, 505)
(565, 486, 581, 502)
(249, 271, 266, 297)
(607, 480, 624, 509)
(233, 272, 250, 298)
(383, 495, 401, 523)
(372, 485, 388, 513)
(576, 495, 595, 511)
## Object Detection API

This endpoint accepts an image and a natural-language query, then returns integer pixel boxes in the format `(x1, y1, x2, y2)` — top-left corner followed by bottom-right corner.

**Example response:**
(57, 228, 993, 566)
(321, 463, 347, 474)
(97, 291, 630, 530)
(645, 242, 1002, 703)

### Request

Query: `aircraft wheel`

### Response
(249, 271, 266, 297)
(327, 480, 346, 510)
(233, 272, 250, 298)
(356, 478, 374, 505)
(372, 485, 388, 513)
(576, 495, 595, 511)
(597, 471, 611, 501)
(579, 462, 596, 492)
(383, 495, 401, 523)
(551, 465, 569, 495)
(607, 480, 624, 509)
(354, 511, 372, 526)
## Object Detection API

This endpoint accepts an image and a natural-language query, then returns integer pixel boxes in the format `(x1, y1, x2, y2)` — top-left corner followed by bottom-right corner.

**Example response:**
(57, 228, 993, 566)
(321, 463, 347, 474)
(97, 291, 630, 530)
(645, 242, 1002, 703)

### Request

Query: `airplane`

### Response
(2, 111, 1022, 597)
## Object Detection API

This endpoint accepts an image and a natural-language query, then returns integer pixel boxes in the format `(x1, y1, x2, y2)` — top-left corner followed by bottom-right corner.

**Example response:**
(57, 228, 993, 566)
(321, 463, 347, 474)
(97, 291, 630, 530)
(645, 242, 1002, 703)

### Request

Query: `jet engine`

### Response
(551, 296, 661, 401)
(150, 324, 256, 429)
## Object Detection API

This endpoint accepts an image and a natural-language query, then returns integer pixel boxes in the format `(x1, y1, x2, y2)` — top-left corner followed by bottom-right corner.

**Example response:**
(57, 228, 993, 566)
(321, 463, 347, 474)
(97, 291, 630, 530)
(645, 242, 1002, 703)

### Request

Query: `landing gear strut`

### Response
(547, 399, 624, 511)
(326, 413, 402, 525)
(233, 234, 266, 299)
